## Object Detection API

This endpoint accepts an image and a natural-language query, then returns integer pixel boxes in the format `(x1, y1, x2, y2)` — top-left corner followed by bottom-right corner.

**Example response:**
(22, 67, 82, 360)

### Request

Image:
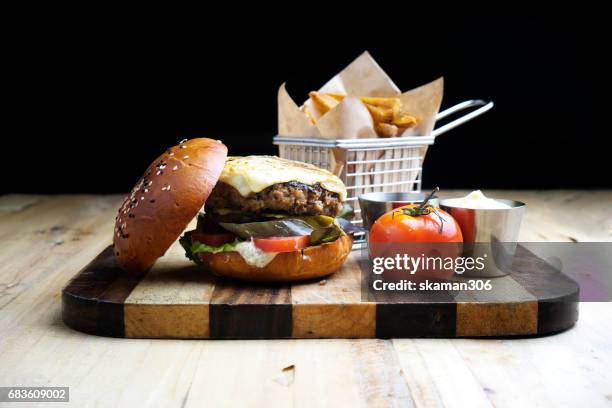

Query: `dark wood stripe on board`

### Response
(209, 281, 292, 339)
(362, 259, 457, 338)
(62, 245, 142, 337)
(509, 245, 580, 335)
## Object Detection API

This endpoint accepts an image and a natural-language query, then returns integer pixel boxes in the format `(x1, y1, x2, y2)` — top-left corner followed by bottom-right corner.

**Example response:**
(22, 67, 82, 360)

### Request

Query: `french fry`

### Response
(392, 114, 418, 128)
(374, 122, 399, 137)
(324, 93, 346, 102)
(360, 96, 401, 111)
(308, 91, 340, 115)
(364, 103, 394, 123)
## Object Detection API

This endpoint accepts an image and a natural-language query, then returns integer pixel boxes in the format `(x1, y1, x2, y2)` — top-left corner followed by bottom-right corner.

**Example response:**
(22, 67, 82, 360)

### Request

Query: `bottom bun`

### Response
(199, 235, 353, 281)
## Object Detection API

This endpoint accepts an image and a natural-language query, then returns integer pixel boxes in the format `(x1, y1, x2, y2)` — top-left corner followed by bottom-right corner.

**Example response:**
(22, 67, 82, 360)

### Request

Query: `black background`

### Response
(5, 14, 605, 194)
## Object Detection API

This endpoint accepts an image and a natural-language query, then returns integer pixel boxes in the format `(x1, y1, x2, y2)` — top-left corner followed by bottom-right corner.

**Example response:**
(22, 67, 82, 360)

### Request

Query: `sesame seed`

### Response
(169, 152, 174, 156)
(156, 171, 161, 175)
(180, 145, 187, 149)
(172, 165, 178, 171)
(147, 181, 153, 186)
(141, 196, 145, 200)
(183, 155, 189, 159)
(144, 188, 149, 193)
(180, 138, 188, 144)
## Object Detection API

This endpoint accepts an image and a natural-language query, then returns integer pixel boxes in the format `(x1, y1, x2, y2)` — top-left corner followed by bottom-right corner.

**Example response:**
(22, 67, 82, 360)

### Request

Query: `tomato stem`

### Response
(400, 187, 446, 233)
(415, 187, 439, 214)
(402, 187, 439, 217)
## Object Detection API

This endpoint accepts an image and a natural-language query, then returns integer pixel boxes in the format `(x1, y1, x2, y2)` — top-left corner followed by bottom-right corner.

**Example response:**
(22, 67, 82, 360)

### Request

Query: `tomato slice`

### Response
(191, 231, 235, 247)
(253, 236, 311, 252)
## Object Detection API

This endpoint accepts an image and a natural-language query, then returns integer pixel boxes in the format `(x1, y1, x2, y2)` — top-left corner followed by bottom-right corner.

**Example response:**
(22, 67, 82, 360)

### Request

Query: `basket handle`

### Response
(432, 99, 494, 138)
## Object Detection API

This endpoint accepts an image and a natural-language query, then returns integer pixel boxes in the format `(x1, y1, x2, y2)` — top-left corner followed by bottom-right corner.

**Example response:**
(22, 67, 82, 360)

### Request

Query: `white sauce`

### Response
(233, 240, 278, 267)
(443, 190, 511, 210)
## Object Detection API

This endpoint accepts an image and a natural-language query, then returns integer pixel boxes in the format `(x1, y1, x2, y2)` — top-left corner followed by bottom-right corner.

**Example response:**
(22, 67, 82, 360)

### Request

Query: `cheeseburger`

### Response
(113, 138, 353, 281)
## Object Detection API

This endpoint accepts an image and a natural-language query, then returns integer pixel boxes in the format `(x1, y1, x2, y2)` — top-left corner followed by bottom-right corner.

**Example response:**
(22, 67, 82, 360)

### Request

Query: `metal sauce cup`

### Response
(440, 199, 526, 277)
(358, 192, 440, 233)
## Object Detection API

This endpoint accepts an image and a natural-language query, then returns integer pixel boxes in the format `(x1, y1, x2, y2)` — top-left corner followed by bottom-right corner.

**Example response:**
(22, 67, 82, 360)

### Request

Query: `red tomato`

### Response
(369, 204, 463, 244)
(253, 236, 311, 252)
(192, 231, 235, 247)
(368, 201, 463, 282)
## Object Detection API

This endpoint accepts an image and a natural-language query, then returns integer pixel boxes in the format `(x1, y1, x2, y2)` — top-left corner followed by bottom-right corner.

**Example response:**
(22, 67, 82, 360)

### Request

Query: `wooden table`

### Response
(1, 191, 611, 407)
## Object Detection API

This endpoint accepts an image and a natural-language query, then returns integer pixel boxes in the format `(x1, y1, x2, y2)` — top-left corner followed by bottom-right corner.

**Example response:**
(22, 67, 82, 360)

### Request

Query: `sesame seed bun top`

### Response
(113, 138, 228, 274)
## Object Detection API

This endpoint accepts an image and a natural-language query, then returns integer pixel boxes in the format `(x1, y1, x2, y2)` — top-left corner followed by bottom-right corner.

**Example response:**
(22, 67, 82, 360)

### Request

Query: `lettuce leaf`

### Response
(179, 231, 242, 263)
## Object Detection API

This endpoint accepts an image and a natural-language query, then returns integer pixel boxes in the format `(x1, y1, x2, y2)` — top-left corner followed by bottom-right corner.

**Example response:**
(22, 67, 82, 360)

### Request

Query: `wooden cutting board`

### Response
(62, 242, 579, 339)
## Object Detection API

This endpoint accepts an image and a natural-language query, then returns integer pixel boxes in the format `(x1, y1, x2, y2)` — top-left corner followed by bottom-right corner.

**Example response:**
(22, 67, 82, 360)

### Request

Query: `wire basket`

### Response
(273, 99, 493, 246)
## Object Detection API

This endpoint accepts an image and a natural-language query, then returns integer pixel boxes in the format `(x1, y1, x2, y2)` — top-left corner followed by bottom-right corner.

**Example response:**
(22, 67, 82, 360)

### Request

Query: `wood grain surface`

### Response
(1, 192, 611, 407)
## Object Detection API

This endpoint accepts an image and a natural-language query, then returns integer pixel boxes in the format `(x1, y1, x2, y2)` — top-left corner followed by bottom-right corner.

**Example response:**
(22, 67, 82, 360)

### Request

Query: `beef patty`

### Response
(207, 182, 342, 217)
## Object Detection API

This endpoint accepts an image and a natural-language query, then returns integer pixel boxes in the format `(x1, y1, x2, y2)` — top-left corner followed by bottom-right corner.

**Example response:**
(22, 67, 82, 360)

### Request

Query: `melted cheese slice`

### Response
(218, 156, 347, 201)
